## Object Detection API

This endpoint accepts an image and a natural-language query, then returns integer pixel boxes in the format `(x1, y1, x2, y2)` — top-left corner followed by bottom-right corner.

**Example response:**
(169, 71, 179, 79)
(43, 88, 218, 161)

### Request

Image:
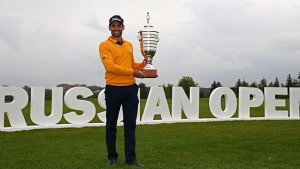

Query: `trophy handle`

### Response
(137, 32, 142, 42)
(138, 31, 147, 58)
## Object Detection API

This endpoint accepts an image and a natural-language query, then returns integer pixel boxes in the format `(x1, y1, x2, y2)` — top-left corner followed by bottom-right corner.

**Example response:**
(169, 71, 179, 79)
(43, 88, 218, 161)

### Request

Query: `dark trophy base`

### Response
(142, 69, 158, 78)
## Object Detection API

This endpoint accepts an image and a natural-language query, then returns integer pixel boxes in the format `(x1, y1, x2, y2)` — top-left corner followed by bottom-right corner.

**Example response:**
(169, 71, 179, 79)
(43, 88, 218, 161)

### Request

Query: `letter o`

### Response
(209, 87, 237, 119)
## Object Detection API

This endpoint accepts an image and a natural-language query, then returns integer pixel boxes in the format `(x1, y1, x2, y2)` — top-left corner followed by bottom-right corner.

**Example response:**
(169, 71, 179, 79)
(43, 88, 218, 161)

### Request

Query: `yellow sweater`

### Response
(99, 36, 144, 86)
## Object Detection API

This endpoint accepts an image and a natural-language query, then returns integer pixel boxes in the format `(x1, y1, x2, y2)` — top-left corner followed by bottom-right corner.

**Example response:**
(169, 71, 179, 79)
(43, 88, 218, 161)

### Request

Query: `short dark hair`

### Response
(109, 15, 124, 25)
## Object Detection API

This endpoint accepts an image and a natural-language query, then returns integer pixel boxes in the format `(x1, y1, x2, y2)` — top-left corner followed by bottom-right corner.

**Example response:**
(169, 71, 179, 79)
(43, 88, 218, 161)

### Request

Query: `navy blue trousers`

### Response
(105, 84, 139, 163)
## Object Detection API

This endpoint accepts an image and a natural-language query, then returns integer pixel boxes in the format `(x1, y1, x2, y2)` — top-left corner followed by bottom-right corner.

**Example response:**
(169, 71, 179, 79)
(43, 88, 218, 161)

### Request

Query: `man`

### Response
(99, 15, 145, 167)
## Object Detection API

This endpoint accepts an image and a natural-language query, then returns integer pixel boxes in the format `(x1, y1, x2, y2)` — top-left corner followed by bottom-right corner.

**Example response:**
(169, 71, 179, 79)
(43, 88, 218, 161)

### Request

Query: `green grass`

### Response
(1, 98, 300, 169)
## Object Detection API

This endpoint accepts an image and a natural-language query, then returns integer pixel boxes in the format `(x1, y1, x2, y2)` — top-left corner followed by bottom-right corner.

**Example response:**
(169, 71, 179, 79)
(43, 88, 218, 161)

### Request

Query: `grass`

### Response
(1, 98, 300, 168)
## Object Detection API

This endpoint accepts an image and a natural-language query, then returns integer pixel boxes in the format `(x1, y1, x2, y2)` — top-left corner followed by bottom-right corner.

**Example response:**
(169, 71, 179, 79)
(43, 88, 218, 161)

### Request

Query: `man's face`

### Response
(109, 22, 124, 38)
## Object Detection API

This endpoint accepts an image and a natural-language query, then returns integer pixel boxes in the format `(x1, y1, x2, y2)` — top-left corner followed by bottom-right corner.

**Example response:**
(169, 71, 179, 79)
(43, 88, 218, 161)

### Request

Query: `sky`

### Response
(1, 0, 300, 88)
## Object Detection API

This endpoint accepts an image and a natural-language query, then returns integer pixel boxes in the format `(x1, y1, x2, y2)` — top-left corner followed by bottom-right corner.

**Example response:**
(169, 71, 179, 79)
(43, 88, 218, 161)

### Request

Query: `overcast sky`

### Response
(1, 0, 300, 88)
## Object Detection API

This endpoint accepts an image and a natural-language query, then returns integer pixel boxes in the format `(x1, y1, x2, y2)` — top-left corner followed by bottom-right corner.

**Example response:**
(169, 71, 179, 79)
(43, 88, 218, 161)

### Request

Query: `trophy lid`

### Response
(141, 12, 158, 32)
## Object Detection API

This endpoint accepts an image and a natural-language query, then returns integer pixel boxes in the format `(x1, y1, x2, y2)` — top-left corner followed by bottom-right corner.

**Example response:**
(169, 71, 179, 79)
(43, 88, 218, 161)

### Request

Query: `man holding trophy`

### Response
(99, 13, 158, 167)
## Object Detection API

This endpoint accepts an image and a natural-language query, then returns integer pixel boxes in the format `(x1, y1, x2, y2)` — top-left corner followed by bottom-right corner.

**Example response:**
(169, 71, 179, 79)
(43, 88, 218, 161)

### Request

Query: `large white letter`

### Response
(209, 87, 237, 119)
(30, 87, 63, 126)
(172, 87, 199, 120)
(265, 87, 288, 119)
(141, 87, 171, 122)
(0, 86, 28, 128)
(239, 87, 264, 119)
(290, 88, 300, 118)
(64, 87, 95, 125)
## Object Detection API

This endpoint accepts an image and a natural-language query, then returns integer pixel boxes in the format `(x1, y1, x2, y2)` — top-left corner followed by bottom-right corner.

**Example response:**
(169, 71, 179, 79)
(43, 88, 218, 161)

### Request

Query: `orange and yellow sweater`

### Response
(99, 36, 144, 86)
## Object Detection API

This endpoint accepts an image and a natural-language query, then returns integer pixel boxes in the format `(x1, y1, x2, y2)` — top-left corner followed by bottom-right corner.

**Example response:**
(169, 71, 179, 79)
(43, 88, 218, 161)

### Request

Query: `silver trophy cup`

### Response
(138, 12, 159, 78)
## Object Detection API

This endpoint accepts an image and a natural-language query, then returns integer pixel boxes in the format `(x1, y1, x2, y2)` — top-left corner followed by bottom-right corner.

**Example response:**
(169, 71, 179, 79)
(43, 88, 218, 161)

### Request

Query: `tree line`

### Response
(140, 72, 300, 99)
(4, 72, 300, 101)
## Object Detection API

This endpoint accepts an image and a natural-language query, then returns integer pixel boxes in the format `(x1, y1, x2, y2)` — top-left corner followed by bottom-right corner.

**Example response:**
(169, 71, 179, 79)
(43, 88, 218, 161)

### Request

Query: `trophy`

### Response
(138, 12, 159, 78)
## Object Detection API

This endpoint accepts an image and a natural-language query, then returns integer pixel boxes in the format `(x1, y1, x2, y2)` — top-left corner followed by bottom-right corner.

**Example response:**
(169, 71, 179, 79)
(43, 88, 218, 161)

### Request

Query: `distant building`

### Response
(57, 83, 87, 91)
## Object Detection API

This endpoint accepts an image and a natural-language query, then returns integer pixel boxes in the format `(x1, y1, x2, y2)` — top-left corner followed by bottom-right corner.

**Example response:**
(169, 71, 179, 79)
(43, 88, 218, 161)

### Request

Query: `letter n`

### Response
(172, 87, 199, 120)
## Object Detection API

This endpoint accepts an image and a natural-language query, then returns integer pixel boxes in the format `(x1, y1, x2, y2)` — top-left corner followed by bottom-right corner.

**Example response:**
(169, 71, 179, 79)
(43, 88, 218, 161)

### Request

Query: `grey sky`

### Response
(1, 0, 300, 88)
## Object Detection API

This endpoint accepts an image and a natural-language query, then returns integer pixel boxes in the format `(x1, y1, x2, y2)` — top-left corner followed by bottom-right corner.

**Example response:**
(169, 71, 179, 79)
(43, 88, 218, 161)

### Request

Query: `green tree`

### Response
(268, 81, 274, 87)
(235, 79, 242, 88)
(138, 82, 150, 99)
(233, 79, 243, 97)
(241, 79, 249, 87)
(285, 74, 297, 94)
(177, 76, 198, 97)
(250, 82, 258, 88)
(292, 77, 298, 86)
(160, 83, 173, 99)
(210, 80, 222, 93)
(258, 77, 267, 91)
(274, 77, 280, 87)
(285, 74, 293, 87)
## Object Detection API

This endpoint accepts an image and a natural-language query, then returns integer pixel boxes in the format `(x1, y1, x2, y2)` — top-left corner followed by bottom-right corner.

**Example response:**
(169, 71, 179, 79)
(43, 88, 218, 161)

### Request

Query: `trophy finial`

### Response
(146, 12, 151, 25)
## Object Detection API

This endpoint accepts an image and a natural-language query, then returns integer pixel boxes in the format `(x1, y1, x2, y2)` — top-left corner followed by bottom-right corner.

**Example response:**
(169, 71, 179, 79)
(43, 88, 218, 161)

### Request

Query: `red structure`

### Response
(56, 84, 87, 91)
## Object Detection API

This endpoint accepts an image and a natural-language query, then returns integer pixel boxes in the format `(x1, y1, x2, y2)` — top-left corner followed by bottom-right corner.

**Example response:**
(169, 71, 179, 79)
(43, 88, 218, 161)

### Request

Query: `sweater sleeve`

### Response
(99, 42, 134, 76)
(132, 61, 144, 70)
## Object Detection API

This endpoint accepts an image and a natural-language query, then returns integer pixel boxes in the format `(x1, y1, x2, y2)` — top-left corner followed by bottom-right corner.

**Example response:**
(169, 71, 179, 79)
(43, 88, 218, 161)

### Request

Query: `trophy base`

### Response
(142, 69, 158, 78)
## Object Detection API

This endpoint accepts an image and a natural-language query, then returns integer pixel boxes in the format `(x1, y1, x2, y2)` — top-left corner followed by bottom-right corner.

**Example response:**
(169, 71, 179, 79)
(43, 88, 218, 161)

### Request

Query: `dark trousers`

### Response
(105, 84, 139, 163)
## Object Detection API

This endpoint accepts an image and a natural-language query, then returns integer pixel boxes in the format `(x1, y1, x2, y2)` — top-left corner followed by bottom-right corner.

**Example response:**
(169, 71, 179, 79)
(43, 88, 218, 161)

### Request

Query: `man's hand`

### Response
(133, 69, 144, 78)
(142, 58, 152, 67)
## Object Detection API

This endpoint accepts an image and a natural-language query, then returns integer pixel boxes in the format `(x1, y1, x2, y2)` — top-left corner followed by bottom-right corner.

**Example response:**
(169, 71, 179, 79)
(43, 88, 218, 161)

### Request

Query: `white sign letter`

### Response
(30, 87, 63, 126)
(209, 87, 237, 119)
(265, 87, 288, 119)
(0, 86, 28, 128)
(290, 88, 300, 118)
(64, 87, 95, 125)
(172, 87, 199, 120)
(142, 87, 171, 122)
(239, 87, 264, 119)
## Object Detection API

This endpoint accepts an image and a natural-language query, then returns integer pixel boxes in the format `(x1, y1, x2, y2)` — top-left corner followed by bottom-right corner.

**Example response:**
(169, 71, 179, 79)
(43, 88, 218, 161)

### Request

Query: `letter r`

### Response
(0, 86, 28, 128)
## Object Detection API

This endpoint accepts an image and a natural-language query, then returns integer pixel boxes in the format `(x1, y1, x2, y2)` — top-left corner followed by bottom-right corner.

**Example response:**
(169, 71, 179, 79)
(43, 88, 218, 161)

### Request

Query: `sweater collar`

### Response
(108, 36, 124, 45)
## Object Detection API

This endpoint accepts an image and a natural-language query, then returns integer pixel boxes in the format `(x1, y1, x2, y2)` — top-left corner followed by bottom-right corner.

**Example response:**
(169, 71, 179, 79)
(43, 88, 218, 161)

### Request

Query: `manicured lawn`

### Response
(1, 98, 299, 168)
